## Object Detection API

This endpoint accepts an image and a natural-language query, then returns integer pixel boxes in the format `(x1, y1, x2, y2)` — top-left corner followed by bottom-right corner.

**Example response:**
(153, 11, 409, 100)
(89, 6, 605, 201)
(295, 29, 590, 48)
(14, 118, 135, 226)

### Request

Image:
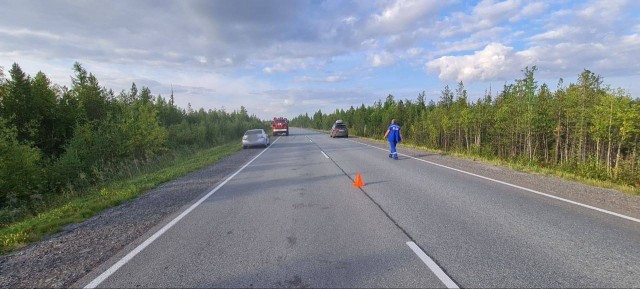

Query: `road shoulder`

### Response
(350, 136, 640, 221)
(0, 149, 262, 288)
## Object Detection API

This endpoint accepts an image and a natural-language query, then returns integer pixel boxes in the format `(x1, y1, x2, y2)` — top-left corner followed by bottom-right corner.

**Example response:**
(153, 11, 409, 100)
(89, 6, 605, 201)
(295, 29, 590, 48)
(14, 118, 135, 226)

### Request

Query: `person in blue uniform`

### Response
(383, 119, 402, 159)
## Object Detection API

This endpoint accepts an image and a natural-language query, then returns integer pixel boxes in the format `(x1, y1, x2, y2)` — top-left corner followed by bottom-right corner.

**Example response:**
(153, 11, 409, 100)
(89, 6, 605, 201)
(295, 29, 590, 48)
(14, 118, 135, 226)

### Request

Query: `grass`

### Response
(0, 143, 241, 255)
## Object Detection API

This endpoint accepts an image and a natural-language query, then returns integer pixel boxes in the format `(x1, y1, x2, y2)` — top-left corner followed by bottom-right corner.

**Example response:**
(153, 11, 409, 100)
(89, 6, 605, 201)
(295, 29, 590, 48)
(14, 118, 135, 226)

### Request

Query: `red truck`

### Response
(272, 117, 289, 136)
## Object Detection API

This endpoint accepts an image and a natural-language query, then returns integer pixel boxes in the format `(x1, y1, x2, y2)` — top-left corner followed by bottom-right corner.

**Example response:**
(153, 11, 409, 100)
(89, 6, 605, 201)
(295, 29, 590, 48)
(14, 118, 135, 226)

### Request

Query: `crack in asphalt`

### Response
(307, 135, 461, 288)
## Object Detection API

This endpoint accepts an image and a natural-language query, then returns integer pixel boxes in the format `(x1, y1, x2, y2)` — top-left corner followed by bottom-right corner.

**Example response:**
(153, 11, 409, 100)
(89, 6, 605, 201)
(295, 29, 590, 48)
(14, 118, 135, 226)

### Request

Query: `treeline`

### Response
(0, 62, 265, 219)
(291, 67, 640, 188)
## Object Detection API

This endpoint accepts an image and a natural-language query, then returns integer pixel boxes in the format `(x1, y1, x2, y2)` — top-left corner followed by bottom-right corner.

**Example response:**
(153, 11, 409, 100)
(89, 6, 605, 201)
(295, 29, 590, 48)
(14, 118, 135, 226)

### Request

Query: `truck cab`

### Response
(272, 117, 289, 136)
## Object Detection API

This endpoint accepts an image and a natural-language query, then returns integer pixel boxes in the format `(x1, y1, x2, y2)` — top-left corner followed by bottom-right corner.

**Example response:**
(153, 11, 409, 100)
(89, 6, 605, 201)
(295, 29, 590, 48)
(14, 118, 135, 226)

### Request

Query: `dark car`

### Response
(330, 121, 348, 138)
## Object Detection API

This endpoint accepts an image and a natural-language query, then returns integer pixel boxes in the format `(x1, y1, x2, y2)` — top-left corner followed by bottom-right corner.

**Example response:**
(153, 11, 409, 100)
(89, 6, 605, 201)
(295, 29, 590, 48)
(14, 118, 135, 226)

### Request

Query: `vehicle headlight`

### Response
(242, 136, 248, 140)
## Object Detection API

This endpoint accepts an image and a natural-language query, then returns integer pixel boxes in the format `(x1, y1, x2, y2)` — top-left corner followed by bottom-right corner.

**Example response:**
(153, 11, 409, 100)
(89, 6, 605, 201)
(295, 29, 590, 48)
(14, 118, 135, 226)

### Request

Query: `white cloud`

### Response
(427, 30, 640, 83)
(509, 2, 547, 22)
(430, 26, 507, 57)
(437, 0, 524, 38)
(283, 97, 295, 106)
(0, 27, 62, 40)
(343, 16, 358, 25)
(473, 0, 520, 19)
(196, 56, 208, 64)
(578, 0, 626, 21)
(426, 43, 529, 82)
(295, 75, 348, 83)
(406, 47, 424, 58)
(369, 52, 396, 67)
(529, 25, 574, 42)
(360, 38, 378, 48)
(263, 58, 310, 74)
(259, 87, 379, 118)
(368, 0, 444, 34)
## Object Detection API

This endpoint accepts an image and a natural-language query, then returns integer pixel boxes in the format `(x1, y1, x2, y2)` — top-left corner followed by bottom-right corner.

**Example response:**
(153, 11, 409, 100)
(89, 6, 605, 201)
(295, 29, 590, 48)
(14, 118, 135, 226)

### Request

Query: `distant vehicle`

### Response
(242, 129, 270, 148)
(330, 120, 348, 138)
(272, 117, 289, 136)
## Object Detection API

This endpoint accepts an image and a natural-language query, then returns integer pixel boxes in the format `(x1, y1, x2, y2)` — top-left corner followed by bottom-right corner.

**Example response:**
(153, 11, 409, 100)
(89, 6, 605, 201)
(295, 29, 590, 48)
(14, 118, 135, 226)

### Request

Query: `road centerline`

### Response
(84, 137, 281, 289)
(407, 241, 459, 289)
(312, 135, 459, 287)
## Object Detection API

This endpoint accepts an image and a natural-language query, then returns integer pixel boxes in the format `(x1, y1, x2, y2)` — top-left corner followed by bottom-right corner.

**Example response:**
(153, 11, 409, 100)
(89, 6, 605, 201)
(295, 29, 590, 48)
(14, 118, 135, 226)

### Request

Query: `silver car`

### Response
(242, 129, 270, 148)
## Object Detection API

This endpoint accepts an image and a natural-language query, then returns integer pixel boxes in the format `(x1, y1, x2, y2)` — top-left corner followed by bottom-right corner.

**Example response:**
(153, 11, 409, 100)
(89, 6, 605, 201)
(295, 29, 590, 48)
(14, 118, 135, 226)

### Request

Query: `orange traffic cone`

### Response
(353, 172, 365, 187)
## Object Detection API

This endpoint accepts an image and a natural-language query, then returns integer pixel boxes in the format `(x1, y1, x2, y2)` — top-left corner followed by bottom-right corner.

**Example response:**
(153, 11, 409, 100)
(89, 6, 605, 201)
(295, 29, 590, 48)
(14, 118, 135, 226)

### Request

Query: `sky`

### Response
(0, 0, 639, 119)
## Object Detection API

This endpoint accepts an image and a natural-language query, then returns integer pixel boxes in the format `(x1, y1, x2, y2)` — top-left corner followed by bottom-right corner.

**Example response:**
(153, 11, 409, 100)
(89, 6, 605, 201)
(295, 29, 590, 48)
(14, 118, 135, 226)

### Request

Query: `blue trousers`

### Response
(389, 141, 397, 156)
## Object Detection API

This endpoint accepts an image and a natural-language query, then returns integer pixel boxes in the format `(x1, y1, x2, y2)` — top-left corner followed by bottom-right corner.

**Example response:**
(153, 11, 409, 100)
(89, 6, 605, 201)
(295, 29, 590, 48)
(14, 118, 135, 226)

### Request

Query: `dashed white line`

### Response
(321, 151, 329, 159)
(347, 139, 640, 224)
(407, 241, 459, 289)
(84, 137, 281, 288)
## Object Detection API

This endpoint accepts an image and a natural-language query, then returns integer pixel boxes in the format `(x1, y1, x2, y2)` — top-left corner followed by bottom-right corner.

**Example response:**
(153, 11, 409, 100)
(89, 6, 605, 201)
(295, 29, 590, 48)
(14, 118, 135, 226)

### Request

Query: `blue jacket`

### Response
(387, 124, 401, 142)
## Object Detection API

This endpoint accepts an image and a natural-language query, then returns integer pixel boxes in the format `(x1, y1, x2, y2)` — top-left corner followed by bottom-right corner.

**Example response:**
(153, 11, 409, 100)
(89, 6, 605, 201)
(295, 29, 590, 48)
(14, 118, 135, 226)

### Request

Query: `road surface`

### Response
(78, 127, 640, 288)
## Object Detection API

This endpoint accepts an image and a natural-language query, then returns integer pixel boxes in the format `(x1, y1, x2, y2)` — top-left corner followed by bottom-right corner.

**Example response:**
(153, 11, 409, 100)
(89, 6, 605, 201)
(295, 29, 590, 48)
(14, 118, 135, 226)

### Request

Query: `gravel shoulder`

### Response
(0, 148, 261, 288)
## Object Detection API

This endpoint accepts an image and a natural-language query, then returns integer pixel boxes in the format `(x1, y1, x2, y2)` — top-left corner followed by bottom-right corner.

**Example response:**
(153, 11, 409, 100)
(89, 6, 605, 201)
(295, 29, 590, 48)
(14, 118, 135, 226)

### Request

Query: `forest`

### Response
(291, 67, 640, 191)
(0, 62, 266, 225)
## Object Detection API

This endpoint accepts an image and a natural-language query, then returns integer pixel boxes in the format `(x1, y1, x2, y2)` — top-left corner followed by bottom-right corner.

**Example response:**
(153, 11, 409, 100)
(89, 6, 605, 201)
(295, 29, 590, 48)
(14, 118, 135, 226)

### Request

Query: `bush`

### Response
(0, 121, 42, 207)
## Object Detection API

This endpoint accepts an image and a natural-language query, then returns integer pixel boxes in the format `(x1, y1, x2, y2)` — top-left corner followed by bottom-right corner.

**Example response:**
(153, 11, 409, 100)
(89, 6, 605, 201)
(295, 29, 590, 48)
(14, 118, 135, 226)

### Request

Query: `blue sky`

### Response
(1, 0, 639, 119)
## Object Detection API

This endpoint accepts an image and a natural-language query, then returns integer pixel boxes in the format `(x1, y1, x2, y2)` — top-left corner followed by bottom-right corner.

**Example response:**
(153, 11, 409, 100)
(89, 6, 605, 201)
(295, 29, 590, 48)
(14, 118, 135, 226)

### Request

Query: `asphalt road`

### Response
(79, 127, 640, 288)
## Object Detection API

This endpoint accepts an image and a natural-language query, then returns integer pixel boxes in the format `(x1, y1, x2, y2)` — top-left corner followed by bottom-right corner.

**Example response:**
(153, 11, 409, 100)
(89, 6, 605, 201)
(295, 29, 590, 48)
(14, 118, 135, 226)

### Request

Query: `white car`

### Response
(242, 129, 270, 148)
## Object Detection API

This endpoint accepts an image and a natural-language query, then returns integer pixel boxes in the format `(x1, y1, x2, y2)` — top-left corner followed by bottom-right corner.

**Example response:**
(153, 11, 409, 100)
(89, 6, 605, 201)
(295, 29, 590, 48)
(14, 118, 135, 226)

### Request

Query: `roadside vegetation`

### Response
(0, 62, 267, 253)
(291, 67, 640, 194)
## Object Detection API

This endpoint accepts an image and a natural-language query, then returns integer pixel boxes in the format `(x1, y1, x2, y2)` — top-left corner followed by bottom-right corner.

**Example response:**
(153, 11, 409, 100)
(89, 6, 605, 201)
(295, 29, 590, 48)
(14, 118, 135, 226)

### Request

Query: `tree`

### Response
(30, 72, 60, 156)
(1, 63, 33, 142)
(0, 119, 41, 206)
(71, 62, 108, 122)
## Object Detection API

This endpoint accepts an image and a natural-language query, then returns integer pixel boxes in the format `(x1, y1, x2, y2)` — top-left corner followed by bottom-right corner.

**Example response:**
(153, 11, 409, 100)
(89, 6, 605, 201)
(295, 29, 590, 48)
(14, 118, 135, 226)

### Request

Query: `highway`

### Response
(80, 128, 640, 288)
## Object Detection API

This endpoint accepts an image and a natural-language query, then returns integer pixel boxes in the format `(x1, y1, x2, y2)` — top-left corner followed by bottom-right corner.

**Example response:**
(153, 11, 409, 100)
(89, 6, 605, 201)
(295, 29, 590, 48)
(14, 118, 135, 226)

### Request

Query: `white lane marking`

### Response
(305, 135, 313, 142)
(407, 241, 459, 289)
(347, 139, 640, 224)
(321, 151, 329, 159)
(84, 137, 281, 289)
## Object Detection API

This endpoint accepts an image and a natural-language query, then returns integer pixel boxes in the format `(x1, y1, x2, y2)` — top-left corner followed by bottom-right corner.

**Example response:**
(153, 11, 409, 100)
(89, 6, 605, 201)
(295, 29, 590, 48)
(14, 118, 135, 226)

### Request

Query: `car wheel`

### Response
(243, 146, 247, 149)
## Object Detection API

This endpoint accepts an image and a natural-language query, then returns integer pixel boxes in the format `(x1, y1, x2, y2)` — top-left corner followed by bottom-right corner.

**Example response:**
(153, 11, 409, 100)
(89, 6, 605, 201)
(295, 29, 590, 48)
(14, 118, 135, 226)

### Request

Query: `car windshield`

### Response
(245, 130, 262, 135)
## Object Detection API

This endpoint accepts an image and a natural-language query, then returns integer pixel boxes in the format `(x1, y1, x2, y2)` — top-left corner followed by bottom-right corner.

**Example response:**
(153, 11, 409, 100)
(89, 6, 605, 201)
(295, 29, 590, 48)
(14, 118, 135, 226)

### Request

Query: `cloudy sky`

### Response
(1, 0, 639, 119)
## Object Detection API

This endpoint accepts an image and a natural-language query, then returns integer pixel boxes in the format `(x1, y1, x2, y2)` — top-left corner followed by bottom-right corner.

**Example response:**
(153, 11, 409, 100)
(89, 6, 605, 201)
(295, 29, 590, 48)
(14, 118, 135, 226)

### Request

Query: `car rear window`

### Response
(335, 124, 346, 129)
(245, 130, 262, 135)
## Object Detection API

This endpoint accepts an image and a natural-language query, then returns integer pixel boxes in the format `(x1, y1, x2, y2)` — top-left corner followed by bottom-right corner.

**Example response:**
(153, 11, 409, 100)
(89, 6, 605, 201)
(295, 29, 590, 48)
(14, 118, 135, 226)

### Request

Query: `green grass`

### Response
(0, 143, 241, 255)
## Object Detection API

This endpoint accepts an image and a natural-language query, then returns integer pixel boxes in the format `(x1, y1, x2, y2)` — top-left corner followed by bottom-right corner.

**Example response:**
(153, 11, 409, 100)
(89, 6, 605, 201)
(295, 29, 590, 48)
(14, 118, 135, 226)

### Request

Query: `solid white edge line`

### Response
(321, 151, 329, 159)
(407, 241, 459, 289)
(84, 137, 281, 289)
(347, 139, 640, 224)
